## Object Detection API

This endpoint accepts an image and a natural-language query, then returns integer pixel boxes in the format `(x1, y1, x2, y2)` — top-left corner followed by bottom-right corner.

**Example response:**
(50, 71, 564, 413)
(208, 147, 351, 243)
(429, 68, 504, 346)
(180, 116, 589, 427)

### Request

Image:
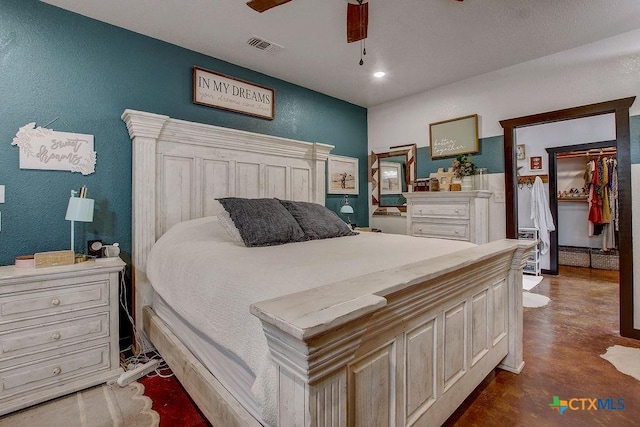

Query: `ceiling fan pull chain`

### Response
(363, 38, 366, 56)
(359, 40, 364, 65)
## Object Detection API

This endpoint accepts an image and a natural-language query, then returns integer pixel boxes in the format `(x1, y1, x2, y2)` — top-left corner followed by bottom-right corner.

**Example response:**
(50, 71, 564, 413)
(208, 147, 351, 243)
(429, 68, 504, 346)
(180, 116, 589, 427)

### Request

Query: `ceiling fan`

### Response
(246, 0, 464, 64)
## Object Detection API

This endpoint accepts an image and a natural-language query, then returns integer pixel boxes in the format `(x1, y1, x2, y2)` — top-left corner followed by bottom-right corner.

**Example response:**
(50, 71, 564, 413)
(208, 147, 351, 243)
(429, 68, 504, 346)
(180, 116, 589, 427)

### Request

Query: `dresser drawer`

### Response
(0, 313, 109, 361)
(0, 281, 108, 323)
(411, 202, 469, 219)
(0, 343, 111, 400)
(412, 222, 470, 241)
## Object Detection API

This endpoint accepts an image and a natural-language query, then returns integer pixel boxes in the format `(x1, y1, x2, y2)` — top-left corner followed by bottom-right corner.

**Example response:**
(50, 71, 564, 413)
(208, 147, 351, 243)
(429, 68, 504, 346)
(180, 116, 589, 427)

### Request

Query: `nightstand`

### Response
(0, 259, 125, 415)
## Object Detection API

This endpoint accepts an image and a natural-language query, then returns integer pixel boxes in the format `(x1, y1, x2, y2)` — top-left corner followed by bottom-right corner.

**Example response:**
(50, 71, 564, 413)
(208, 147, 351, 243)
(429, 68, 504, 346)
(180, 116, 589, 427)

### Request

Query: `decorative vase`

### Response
(461, 175, 474, 191)
(474, 168, 488, 190)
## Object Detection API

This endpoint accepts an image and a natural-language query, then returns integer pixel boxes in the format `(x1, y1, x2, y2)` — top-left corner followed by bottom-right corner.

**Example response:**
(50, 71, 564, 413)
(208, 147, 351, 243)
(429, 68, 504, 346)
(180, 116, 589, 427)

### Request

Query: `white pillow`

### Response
(216, 210, 245, 245)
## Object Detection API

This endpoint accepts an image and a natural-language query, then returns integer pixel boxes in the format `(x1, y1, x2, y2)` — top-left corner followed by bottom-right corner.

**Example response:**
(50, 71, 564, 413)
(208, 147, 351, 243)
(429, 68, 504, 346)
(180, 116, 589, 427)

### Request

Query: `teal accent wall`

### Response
(416, 135, 505, 178)
(0, 0, 368, 266)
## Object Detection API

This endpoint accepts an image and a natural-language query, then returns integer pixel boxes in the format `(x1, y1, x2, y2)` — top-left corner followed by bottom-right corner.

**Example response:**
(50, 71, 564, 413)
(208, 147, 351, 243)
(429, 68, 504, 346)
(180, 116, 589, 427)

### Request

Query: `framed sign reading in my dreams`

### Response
(429, 114, 479, 159)
(193, 66, 275, 120)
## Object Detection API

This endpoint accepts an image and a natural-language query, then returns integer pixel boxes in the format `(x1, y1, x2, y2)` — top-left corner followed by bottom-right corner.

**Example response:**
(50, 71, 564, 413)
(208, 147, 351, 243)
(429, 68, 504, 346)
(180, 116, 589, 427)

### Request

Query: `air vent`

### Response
(247, 36, 283, 54)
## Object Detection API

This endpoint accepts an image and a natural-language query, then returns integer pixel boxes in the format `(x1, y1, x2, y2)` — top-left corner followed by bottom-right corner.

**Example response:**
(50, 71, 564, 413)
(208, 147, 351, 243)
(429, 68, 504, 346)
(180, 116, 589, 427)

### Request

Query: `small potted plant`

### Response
(452, 154, 476, 191)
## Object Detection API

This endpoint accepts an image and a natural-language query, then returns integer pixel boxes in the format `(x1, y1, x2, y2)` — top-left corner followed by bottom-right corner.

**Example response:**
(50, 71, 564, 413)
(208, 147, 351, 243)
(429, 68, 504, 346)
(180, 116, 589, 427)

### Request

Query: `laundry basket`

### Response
(558, 246, 590, 267)
(590, 249, 619, 270)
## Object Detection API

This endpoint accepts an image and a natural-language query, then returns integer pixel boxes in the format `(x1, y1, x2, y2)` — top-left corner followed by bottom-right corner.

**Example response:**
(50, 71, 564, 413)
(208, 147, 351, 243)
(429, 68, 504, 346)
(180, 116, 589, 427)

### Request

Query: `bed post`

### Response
(313, 143, 332, 205)
(260, 311, 380, 426)
(122, 109, 169, 352)
(498, 241, 529, 373)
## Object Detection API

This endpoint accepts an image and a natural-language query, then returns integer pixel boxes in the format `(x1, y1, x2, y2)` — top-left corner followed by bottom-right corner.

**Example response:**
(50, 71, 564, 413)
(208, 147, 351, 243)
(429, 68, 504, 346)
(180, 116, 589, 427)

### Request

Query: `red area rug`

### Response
(140, 374, 212, 427)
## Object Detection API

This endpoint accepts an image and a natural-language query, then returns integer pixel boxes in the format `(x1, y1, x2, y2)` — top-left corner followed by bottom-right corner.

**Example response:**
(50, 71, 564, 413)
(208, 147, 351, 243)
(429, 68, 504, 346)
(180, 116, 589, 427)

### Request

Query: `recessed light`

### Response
(373, 71, 386, 78)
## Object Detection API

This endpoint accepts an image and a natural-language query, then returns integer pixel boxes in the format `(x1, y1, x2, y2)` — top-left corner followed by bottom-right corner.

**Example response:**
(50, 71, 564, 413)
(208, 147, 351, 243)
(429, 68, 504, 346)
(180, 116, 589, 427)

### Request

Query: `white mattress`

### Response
(146, 216, 475, 426)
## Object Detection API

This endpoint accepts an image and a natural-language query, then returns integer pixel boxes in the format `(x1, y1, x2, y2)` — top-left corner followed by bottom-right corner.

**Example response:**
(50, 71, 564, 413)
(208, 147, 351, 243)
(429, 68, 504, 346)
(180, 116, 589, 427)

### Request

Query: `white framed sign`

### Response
(193, 66, 275, 120)
(11, 123, 96, 175)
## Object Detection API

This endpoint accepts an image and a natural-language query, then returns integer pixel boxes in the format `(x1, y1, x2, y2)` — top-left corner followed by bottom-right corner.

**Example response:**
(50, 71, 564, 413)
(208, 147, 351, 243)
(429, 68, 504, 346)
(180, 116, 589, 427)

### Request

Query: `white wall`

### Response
(368, 28, 640, 329)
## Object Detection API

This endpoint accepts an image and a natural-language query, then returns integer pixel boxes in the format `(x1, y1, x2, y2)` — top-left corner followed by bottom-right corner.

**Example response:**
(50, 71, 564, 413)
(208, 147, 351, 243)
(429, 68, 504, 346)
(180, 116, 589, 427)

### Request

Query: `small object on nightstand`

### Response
(355, 227, 381, 233)
(88, 239, 103, 258)
(34, 250, 75, 268)
(14, 255, 35, 268)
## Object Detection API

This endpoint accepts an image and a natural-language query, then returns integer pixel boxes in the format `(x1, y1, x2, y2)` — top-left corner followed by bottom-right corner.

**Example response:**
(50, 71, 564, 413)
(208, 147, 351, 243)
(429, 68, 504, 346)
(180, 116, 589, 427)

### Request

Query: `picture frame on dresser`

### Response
(379, 161, 402, 194)
(327, 154, 359, 194)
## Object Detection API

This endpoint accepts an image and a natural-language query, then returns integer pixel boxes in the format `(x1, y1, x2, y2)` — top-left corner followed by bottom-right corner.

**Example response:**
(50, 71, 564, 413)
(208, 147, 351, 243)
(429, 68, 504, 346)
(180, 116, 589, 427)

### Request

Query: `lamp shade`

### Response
(340, 204, 354, 215)
(65, 197, 94, 222)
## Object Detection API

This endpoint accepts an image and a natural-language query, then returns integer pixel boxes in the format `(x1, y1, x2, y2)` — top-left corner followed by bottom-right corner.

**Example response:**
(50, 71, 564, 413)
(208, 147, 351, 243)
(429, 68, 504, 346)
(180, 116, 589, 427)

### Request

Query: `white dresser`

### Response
(405, 191, 491, 244)
(0, 259, 125, 415)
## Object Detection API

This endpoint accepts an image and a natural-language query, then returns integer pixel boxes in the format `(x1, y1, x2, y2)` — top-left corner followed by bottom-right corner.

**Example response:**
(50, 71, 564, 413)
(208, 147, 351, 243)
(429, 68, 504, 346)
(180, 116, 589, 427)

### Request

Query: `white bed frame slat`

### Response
(124, 109, 532, 426)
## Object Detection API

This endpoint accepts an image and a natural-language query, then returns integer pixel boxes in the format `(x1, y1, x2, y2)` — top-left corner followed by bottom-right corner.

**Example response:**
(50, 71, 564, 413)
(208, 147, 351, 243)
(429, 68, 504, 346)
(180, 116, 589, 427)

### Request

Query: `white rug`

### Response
(601, 345, 640, 381)
(523, 275, 543, 291)
(0, 382, 159, 427)
(523, 291, 550, 308)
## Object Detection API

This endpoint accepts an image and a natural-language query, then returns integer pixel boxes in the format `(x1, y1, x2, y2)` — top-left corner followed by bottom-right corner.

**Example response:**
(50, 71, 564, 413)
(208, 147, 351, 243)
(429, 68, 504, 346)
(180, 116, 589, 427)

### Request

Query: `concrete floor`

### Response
(445, 266, 640, 426)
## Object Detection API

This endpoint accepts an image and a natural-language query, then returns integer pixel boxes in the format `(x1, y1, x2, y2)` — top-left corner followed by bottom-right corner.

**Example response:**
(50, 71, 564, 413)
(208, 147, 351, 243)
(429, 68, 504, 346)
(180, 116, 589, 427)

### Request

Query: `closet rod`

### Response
(556, 147, 617, 159)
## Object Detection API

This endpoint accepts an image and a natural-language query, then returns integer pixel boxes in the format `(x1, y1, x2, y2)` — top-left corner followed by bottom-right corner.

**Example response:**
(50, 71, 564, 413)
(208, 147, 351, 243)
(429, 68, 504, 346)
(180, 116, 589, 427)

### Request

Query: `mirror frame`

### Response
(371, 144, 417, 215)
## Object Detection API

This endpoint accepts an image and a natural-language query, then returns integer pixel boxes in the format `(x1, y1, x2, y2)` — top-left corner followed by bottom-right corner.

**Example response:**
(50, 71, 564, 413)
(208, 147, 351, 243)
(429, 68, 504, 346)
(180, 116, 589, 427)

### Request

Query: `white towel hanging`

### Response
(530, 176, 555, 254)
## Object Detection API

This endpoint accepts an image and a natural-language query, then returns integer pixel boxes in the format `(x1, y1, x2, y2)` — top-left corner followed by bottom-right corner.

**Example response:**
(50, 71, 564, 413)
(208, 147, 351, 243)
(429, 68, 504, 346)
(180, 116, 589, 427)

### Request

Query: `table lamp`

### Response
(65, 188, 94, 254)
(339, 194, 354, 227)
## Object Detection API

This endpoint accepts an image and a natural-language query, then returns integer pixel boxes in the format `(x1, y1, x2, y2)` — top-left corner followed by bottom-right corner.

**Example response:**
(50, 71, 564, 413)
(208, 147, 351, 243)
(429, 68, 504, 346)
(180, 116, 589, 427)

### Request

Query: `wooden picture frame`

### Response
(530, 156, 543, 170)
(429, 114, 479, 159)
(328, 155, 359, 194)
(193, 66, 275, 120)
(516, 144, 526, 160)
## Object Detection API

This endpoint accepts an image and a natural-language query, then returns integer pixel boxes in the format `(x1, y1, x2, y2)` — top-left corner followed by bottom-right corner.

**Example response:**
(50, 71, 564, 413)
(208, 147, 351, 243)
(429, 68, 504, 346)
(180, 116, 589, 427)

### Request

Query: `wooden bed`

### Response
(122, 109, 533, 426)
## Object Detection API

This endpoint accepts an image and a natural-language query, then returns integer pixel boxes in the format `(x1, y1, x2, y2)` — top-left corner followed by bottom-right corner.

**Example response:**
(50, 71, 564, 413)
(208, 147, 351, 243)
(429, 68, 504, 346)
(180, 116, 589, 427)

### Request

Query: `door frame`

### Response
(546, 140, 617, 275)
(500, 97, 638, 339)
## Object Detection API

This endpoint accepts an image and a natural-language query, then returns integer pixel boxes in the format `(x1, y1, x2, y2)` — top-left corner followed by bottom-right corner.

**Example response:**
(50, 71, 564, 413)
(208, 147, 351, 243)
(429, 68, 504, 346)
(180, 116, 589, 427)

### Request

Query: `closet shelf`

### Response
(558, 197, 588, 202)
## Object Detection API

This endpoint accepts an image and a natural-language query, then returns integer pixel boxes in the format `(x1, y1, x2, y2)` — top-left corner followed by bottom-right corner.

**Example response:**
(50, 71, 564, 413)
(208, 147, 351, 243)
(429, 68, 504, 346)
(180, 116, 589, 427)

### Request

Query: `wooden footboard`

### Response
(251, 239, 532, 426)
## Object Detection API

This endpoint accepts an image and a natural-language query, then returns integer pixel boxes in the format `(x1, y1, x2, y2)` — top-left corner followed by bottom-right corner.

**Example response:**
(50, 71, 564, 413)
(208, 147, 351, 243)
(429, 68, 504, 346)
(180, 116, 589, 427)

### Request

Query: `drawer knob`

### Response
(51, 298, 61, 306)
(454, 230, 460, 235)
(454, 209, 459, 214)
(52, 367, 62, 376)
(52, 332, 61, 341)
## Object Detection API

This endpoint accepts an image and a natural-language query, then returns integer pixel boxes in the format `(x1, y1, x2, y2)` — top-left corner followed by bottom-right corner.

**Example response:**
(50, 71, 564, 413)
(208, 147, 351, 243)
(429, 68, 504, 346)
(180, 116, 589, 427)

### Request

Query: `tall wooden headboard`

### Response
(121, 109, 334, 345)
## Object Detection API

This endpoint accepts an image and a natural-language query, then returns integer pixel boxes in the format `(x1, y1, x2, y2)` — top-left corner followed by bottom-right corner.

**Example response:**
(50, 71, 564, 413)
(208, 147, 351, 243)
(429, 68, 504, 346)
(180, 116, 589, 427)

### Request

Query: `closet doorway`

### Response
(547, 141, 618, 274)
(500, 97, 638, 339)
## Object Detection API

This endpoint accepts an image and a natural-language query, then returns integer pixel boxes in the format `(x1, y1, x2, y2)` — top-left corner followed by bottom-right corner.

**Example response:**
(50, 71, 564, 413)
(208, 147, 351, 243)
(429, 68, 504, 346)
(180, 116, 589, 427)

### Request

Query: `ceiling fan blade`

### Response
(347, 2, 368, 43)
(246, 0, 292, 13)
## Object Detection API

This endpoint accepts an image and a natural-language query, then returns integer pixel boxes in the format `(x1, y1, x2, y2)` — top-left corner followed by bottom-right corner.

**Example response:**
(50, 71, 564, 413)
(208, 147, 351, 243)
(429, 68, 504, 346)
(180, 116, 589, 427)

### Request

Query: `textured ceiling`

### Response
(41, 0, 640, 107)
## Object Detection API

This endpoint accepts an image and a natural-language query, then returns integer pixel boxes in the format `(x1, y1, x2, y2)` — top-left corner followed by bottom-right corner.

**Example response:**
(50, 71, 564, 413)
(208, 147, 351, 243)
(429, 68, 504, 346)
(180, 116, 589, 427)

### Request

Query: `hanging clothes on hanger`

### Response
(531, 176, 555, 255)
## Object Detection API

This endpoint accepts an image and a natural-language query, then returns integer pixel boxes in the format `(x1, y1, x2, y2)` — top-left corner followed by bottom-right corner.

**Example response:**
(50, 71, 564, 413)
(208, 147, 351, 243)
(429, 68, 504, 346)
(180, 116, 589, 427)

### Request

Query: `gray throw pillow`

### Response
(278, 199, 357, 240)
(217, 198, 305, 247)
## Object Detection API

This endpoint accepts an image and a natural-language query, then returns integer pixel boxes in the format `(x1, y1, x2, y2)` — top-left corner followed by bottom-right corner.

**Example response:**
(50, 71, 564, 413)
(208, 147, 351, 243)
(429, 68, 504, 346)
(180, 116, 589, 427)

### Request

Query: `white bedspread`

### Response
(147, 217, 475, 425)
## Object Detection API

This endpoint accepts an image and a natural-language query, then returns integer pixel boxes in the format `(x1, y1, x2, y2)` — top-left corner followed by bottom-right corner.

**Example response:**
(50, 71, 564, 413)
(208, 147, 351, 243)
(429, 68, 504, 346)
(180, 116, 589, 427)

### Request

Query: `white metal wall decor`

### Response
(11, 123, 97, 175)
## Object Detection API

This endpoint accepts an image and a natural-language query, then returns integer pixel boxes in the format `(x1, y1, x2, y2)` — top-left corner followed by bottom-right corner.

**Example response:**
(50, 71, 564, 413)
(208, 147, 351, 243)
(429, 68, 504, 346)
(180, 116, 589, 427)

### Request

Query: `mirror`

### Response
(372, 144, 416, 214)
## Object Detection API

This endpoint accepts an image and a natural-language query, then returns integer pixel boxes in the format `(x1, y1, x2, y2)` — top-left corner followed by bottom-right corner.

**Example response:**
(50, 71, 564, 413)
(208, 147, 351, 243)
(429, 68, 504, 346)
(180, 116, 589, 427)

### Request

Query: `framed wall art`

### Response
(429, 114, 479, 159)
(193, 66, 275, 120)
(530, 156, 543, 170)
(516, 144, 526, 160)
(328, 155, 359, 194)
(379, 161, 402, 194)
